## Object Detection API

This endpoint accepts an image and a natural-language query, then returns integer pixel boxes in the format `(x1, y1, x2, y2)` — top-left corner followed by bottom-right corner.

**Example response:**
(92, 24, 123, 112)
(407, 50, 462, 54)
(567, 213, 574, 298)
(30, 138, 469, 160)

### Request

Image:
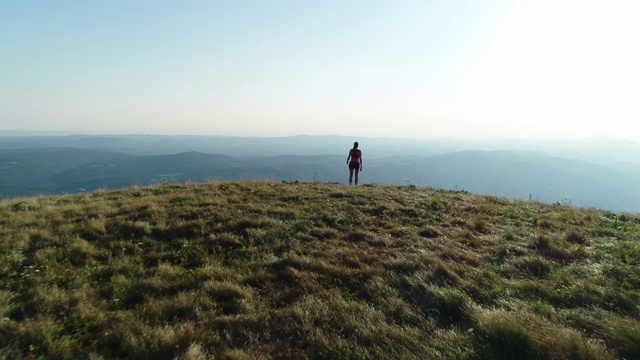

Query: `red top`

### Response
(350, 149, 361, 163)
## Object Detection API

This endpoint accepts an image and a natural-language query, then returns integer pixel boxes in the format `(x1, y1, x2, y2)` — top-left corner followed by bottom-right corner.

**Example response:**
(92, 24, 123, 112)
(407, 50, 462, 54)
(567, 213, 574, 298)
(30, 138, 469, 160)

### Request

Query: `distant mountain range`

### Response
(1, 134, 640, 212)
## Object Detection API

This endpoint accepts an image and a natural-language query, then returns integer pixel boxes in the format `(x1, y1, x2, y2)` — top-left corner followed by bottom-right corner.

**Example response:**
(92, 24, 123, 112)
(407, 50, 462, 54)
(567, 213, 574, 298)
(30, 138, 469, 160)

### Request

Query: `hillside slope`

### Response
(1, 181, 639, 359)
(0, 148, 126, 197)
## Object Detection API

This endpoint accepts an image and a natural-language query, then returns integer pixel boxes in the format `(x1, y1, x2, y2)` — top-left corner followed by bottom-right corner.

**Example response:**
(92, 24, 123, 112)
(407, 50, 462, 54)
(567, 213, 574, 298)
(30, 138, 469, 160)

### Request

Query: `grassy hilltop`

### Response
(1, 181, 639, 359)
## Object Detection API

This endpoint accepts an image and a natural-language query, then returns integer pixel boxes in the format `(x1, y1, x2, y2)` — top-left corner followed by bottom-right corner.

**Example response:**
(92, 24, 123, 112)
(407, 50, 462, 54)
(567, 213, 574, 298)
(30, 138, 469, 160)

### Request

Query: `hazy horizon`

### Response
(2, 1, 639, 140)
(2, 130, 640, 144)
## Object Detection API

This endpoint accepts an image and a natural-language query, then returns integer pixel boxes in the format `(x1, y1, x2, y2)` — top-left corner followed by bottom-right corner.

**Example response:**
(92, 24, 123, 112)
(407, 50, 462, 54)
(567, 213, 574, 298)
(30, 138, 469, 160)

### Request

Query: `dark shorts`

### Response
(349, 162, 360, 170)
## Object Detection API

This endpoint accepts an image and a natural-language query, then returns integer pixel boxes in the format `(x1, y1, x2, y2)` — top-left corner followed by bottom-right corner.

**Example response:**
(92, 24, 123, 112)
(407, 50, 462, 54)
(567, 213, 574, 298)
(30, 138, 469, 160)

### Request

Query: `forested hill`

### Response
(3, 146, 640, 212)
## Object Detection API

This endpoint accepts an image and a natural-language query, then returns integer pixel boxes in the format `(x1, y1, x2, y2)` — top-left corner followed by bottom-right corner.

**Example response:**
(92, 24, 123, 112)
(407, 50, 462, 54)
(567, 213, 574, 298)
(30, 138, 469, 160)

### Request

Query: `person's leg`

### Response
(349, 167, 354, 185)
(354, 168, 359, 185)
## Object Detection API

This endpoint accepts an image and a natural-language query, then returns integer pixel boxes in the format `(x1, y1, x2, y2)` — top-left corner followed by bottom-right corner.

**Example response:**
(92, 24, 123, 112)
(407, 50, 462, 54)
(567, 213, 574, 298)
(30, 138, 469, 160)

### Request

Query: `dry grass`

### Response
(0, 180, 638, 359)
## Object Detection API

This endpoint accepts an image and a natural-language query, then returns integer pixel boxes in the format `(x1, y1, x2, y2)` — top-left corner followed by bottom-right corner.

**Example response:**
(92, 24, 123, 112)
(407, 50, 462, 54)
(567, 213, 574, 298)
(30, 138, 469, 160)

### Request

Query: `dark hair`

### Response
(353, 142, 359, 148)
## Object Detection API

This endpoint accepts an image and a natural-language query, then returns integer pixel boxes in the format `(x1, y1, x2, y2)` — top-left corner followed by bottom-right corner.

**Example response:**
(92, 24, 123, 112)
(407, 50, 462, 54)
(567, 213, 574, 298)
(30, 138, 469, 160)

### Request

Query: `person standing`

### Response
(346, 142, 363, 185)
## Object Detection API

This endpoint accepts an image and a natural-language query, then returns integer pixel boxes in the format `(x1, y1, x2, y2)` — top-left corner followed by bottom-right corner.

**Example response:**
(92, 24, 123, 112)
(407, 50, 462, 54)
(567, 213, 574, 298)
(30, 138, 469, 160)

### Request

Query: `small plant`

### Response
(565, 231, 589, 245)
(12, 202, 29, 211)
(405, 179, 416, 189)
(430, 197, 447, 211)
(535, 235, 552, 249)
(513, 257, 552, 278)
(471, 218, 487, 233)
(419, 227, 439, 238)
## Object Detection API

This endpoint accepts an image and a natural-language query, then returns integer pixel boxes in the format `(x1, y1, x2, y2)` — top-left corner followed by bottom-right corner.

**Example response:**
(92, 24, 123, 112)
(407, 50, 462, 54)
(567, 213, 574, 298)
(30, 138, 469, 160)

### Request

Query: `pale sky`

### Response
(1, 0, 639, 139)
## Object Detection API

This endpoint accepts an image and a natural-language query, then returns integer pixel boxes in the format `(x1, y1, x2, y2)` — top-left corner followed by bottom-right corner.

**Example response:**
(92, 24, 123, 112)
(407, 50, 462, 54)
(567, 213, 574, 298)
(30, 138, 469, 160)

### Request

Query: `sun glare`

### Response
(467, 0, 640, 139)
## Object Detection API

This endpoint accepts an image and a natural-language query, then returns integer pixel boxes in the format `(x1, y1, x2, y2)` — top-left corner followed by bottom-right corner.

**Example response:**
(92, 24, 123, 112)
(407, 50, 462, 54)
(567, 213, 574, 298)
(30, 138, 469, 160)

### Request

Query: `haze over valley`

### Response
(2, 134, 639, 212)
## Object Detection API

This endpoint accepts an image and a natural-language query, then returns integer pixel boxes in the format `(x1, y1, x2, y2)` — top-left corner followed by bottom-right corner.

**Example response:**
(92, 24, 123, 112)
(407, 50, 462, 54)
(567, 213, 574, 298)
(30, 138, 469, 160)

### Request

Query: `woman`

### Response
(346, 142, 363, 185)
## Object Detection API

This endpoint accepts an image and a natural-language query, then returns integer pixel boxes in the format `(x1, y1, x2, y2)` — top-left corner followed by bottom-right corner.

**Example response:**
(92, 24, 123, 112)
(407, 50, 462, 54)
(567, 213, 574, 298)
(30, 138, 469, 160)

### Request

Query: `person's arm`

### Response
(346, 150, 351, 164)
(360, 151, 363, 170)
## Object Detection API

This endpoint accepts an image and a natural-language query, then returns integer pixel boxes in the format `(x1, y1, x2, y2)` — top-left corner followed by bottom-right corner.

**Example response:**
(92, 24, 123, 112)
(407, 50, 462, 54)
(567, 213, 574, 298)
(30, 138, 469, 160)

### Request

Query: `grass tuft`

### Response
(566, 231, 589, 245)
